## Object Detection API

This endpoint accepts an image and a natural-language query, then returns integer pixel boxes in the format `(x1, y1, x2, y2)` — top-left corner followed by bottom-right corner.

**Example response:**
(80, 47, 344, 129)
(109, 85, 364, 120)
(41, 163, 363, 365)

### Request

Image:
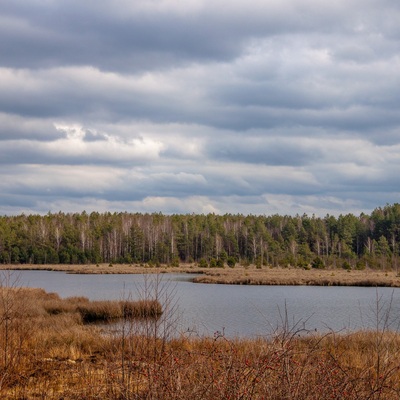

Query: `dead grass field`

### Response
(0, 263, 198, 275)
(1, 285, 400, 399)
(192, 266, 400, 287)
(1, 263, 400, 287)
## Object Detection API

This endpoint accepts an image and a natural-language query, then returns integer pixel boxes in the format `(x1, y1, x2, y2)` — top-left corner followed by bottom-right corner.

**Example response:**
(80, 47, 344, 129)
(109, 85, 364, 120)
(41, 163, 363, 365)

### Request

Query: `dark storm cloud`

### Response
(0, 0, 374, 73)
(206, 136, 323, 166)
(0, 2, 251, 71)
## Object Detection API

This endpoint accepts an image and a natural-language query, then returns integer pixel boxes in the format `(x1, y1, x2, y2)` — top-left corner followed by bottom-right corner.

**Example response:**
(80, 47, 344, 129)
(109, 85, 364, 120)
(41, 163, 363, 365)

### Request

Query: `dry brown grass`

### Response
(0, 263, 200, 275)
(0, 287, 162, 323)
(2, 263, 400, 287)
(193, 267, 400, 287)
(1, 281, 400, 399)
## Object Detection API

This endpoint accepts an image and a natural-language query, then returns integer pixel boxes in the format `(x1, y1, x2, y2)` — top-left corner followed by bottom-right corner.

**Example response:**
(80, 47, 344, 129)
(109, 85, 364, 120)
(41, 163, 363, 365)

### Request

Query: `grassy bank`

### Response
(0, 285, 400, 399)
(192, 267, 400, 287)
(1, 263, 400, 287)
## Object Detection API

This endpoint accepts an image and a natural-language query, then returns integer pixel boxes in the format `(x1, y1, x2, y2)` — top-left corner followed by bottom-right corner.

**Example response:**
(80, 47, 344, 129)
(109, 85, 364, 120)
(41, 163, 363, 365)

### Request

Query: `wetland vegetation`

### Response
(1, 276, 400, 399)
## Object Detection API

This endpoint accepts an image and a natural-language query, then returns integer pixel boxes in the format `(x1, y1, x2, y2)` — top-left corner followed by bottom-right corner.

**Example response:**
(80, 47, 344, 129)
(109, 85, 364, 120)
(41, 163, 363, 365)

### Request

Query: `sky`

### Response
(1, 0, 400, 217)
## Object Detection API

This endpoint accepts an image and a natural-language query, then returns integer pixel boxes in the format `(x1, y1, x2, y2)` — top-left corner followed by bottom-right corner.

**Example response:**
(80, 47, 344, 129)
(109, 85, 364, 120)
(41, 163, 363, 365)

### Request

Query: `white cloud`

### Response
(0, 123, 164, 165)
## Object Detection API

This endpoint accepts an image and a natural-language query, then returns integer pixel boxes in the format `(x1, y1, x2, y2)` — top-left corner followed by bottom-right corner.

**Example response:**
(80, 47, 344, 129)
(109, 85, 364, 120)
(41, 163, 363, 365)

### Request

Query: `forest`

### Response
(1, 203, 400, 270)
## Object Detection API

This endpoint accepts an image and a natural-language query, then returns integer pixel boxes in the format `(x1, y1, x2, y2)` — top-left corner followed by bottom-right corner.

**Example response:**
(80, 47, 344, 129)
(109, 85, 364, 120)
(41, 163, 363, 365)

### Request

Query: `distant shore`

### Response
(1, 263, 400, 287)
(191, 266, 400, 287)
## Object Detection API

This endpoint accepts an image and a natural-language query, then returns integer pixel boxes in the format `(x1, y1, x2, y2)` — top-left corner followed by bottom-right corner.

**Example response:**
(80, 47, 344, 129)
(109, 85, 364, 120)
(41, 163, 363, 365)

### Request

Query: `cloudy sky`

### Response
(1, 0, 400, 217)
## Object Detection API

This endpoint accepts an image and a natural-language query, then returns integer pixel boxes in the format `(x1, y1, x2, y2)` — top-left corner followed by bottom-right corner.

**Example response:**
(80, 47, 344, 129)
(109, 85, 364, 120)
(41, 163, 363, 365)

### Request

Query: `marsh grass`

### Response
(0, 287, 162, 325)
(3, 263, 400, 288)
(121, 299, 163, 319)
(1, 272, 400, 398)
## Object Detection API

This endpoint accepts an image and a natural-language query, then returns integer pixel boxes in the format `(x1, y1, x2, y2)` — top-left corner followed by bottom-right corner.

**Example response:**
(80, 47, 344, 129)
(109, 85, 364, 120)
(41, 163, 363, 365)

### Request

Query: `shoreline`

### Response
(1, 263, 400, 287)
(192, 268, 400, 287)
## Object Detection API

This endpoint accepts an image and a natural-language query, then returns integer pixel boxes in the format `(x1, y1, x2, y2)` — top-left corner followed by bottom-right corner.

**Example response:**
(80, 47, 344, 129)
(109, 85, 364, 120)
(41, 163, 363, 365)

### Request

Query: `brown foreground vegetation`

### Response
(1, 278, 400, 399)
(2, 263, 400, 287)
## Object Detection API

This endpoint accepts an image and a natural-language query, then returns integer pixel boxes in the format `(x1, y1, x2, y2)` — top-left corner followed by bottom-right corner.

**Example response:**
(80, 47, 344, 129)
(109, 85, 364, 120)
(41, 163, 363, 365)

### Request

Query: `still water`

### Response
(4, 270, 400, 337)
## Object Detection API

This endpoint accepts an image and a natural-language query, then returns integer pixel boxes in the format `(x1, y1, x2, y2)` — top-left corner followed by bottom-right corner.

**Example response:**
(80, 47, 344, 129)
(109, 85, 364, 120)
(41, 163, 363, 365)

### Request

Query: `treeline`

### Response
(1, 204, 400, 270)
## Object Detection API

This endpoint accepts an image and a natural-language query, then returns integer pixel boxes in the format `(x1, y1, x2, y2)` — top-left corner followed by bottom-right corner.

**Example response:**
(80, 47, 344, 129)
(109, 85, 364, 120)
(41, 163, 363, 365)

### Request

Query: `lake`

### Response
(2, 270, 400, 337)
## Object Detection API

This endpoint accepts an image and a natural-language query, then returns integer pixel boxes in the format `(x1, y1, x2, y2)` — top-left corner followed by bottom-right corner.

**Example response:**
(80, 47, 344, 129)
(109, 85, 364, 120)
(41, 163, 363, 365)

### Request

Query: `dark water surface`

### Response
(4, 270, 400, 337)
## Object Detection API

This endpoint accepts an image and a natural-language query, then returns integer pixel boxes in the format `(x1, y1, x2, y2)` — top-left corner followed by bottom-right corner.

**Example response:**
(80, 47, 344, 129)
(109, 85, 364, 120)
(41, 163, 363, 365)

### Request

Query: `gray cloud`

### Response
(0, 114, 62, 141)
(206, 136, 323, 166)
(1, 0, 400, 216)
(0, 0, 366, 72)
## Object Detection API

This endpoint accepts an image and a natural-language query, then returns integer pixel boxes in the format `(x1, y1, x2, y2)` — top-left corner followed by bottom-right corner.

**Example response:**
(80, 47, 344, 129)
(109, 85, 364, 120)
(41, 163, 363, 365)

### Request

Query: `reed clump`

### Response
(8, 292, 159, 326)
(74, 299, 162, 322)
(121, 299, 162, 319)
